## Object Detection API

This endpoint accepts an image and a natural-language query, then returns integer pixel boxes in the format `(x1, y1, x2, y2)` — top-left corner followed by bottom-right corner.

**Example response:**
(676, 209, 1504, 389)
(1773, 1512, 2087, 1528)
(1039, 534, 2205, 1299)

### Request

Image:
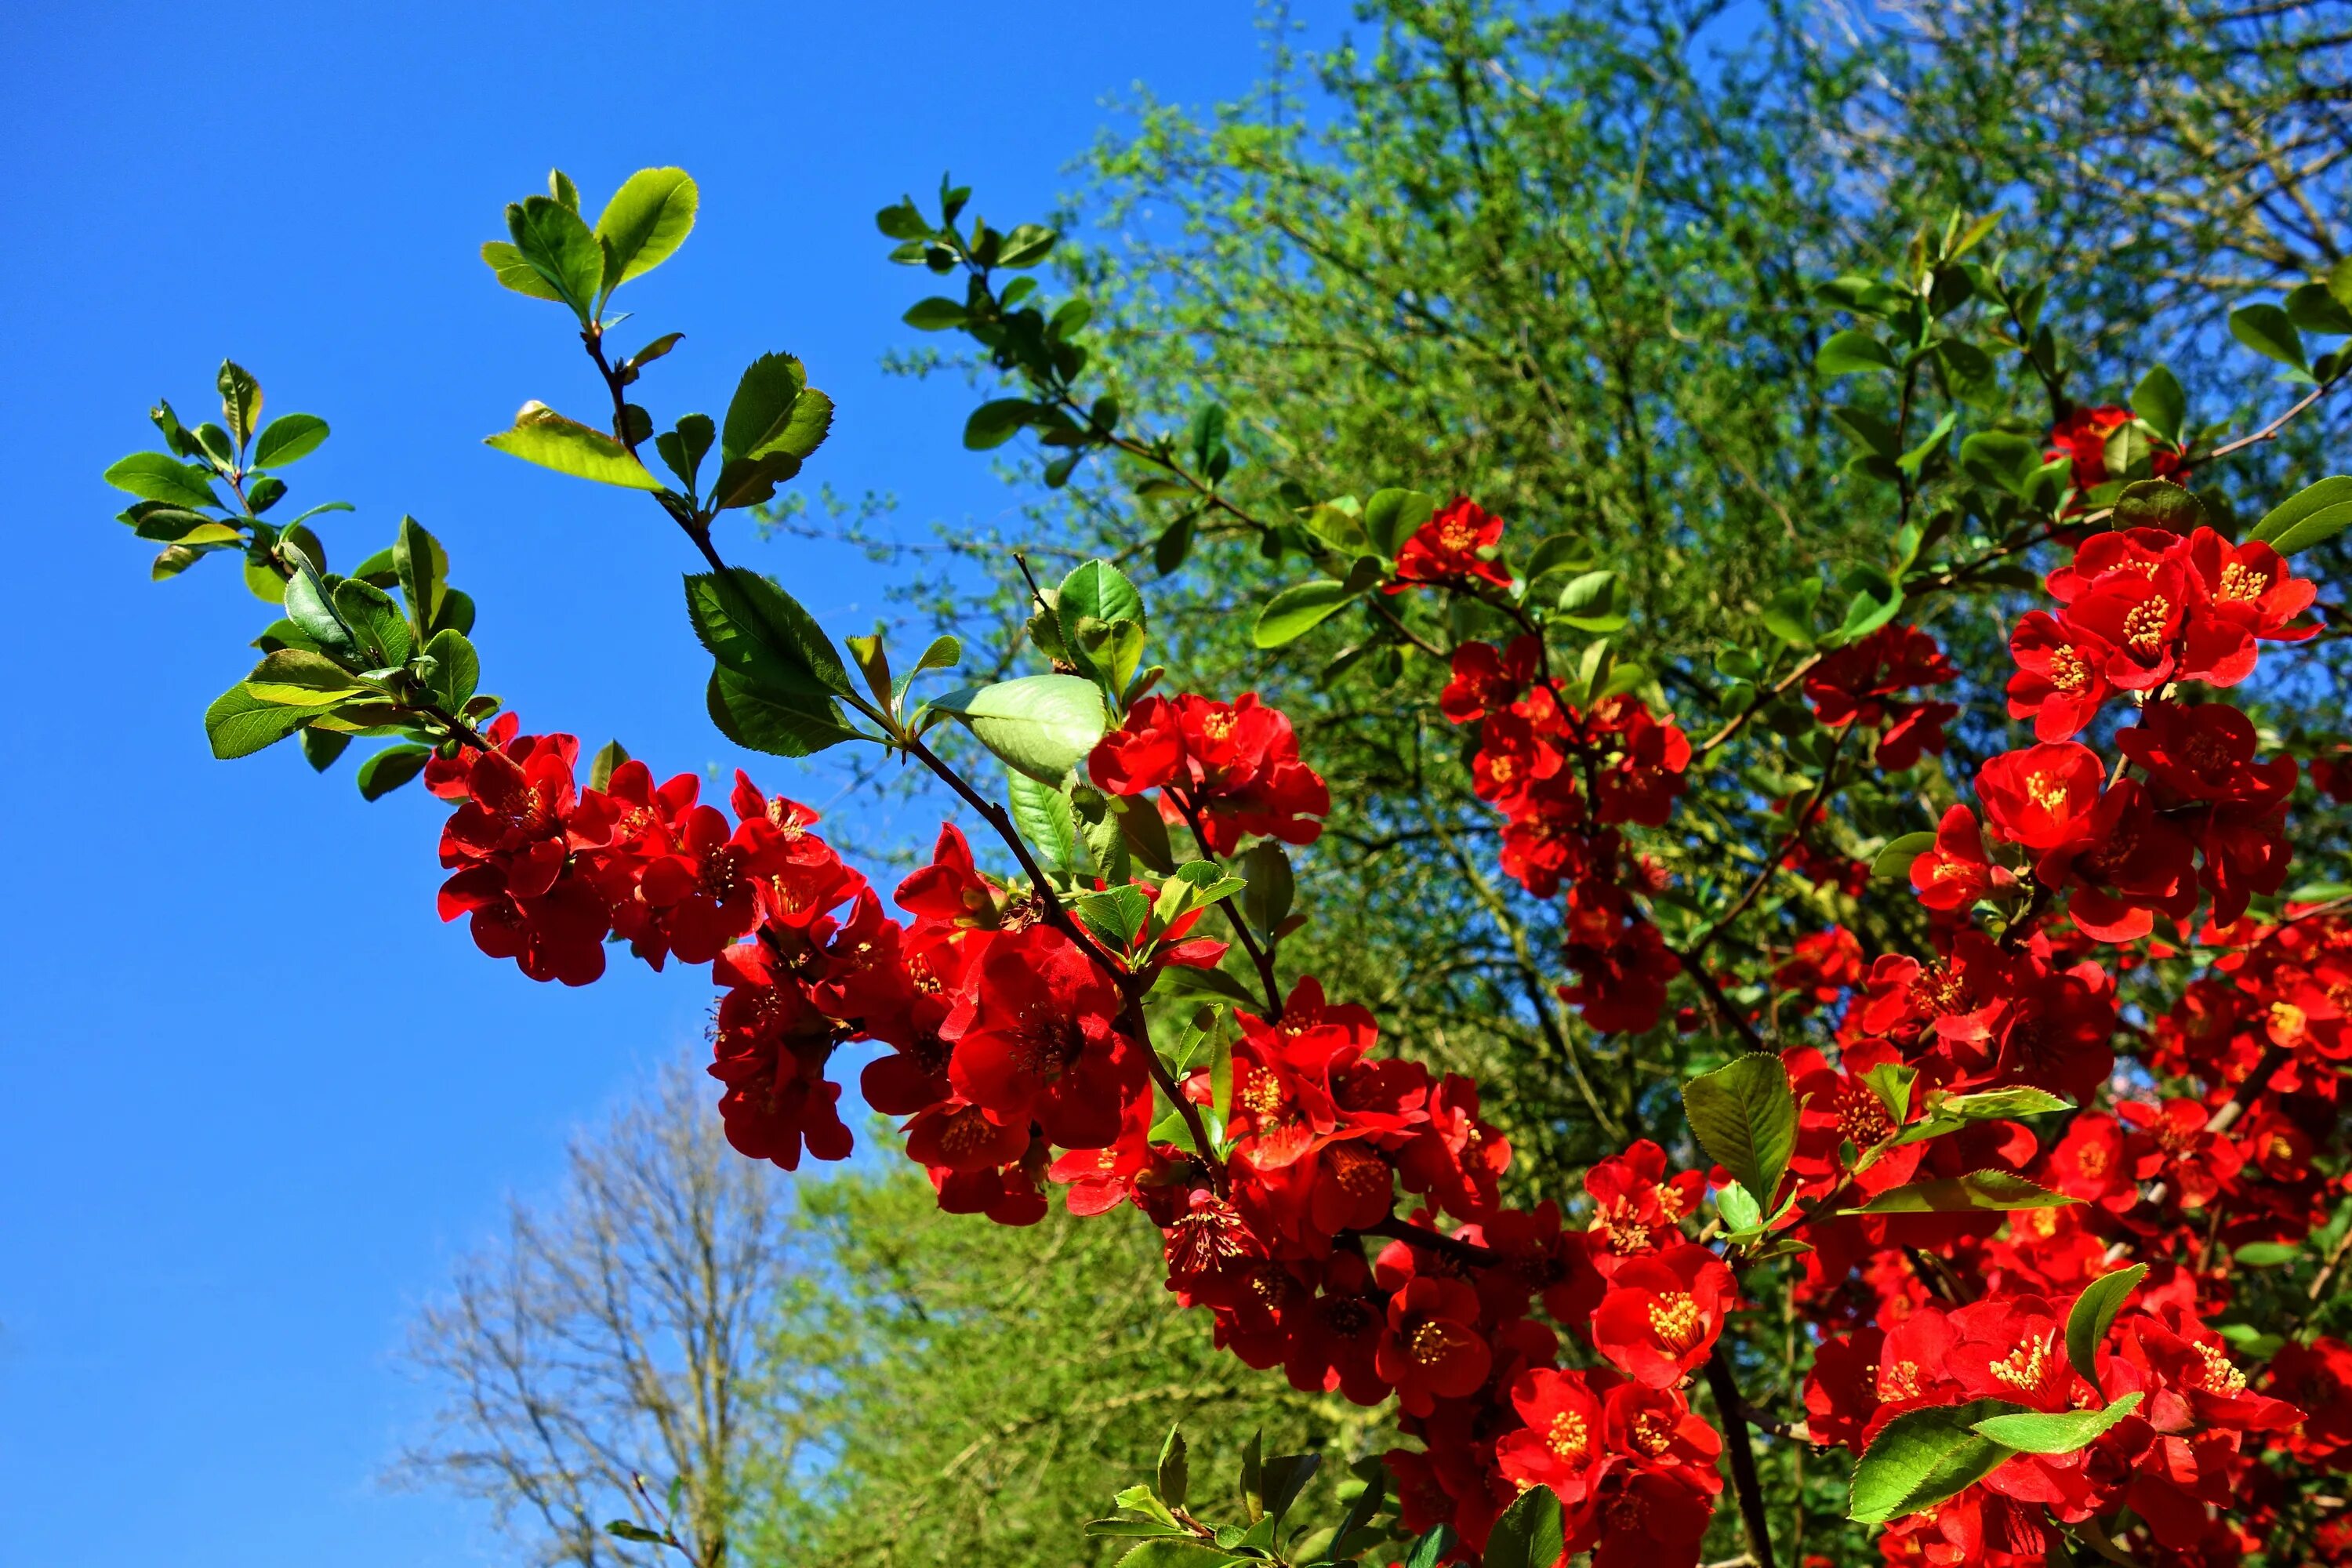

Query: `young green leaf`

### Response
(1557, 569, 1629, 633)
(1681, 1054, 1798, 1206)
(2230, 303, 2310, 375)
(683, 569, 851, 699)
(593, 168, 699, 293)
(1762, 578, 1825, 648)
(1363, 488, 1436, 557)
(252, 413, 329, 469)
(423, 628, 481, 710)
(720, 353, 831, 465)
(1849, 1399, 2022, 1524)
(485, 403, 666, 489)
(929, 675, 1108, 784)
(1254, 578, 1370, 648)
(1481, 1479, 1564, 1568)
(2064, 1262, 2147, 1384)
(1007, 770, 1083, 883)
(1816, 329, 1897, 375)
(203, 681, 332, 759)
(218, 361, 263, 448)
(356, 744, 433, 800)
(506, 194, 605, 319)
(2132, 365, 2187, 446)
(395, 517, 449, 637)
(706, 668, 859, 757)
(104, 452, 224, 510)
(1155, 1425, 1189, 1509)
(1871, 831, 1936, 881)
(2247, 475, 2352, 557)
(1971, 1393, 2143, 1454)
(481, 241, 568, 301)
(1841, 1170, 2080, 1214)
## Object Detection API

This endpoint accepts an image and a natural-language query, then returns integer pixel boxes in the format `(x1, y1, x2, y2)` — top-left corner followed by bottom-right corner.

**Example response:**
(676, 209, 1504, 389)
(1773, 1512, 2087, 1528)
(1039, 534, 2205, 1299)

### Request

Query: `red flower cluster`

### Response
(1091, 691, 1331, 855)
(1388, 495, 1515, 594)
(1984, 527, 2316, 938)
(1805, 622, 1960, 771)
(1433, 626, 1693, 1033)
(2045, 406, 2187, 495)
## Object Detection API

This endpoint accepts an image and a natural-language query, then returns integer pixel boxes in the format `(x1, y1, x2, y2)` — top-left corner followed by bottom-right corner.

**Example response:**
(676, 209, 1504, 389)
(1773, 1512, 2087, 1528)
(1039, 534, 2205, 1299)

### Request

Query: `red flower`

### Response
(1495, 1366, 1614, 1508)
(1589, 695, 1693, 826)
(1397, 1073, 1511, 1221)
(2045, 406, 2185, 492)
(1375, 1274, 1493, 1414)
(2063, 557, 2198, 691)
(1804, 623, 1959, 771)
(1944, 1294, 2084, 1411)
(2006, 610, 2114, 741)
(1496, 775, 1588, 897)
(941, 924, 1141, 1149)
(1803, 1327, 1886, 1453)
(1386, 495, 1513, 593)
(2186, 526, 2319, 643)
(1590, 1243, 1736, 1387)
(706, 971, 853, 1171)
(1439, 636, 1543, 725)
(435, 732, 616, 985)
(1088, 693, 1330, 855)
(1909, 804, 2009, 913)
(2116, 701, 2297, 808)
(895, 823, 1001, 928)
(904, 1097, 1030, 1174)
(1977, 741, 2105, 851)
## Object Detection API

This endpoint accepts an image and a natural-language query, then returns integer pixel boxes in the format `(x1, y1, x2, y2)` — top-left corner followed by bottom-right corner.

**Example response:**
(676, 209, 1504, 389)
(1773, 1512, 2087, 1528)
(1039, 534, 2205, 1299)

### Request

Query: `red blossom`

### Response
(1386, 495, 1514, 593)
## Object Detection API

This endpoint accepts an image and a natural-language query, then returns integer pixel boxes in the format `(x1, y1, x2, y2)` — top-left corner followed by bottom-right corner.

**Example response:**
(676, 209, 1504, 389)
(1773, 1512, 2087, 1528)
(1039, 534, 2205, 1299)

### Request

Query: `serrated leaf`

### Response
(930, 675, 1107, 785)
(1817, 329, 1897, 375)
(252, 413, 329, 469)
(707, 668, 858, 757)
(506, 194, 604, 318)
(2230, 303, 2309, 373)
(481, 240, 568, 301)
(2248, 475, 2352, 556)
(104, 452, 223, 510)
(1841, 1170, 2079, 1214)
(1112, 1543, 1244, 1568)
(1849, 1399, 2022, 1523)
(205, 682, 329, 759)
(1076, 884, 1152, 949)
(357, 745, 433, 800)
(2064, 1264, 2147, 1384)
(1681, 1054, 1797, 1205)
(1008, 770, 1083, 883)
(1972, 1392, 2143, 1454)
(1481, 1481, 1564, 1568)
(485, 402, 665, 489)
(593, 167, 698, 292)
(1872, 831, 1936, 881)
(1156, 1425, 1189, 1509)
(2132, 365, 2187, 446)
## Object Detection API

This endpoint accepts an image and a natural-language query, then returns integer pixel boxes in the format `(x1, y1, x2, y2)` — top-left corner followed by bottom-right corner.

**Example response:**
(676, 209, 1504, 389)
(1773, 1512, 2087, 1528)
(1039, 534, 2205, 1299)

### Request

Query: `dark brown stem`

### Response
(1359, 1213, 1501, 1266)
(1123, 989, 1229, 1196)
(1167, 790, 1284, 1020)
(1704, 1351, 1779, 1568)
(1668, 938, 1768, 1052)
(2191, 373, 2341, 469)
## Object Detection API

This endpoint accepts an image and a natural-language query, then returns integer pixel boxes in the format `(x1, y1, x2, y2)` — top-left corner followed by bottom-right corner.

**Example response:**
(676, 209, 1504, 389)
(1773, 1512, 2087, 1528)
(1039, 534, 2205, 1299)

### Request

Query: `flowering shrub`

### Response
(102, 169, 2352, 1568)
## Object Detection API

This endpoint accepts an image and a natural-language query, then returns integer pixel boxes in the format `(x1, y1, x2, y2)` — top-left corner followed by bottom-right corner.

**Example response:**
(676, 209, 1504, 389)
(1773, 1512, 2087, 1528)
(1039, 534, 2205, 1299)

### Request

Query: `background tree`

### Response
(394, 1065, 797, 1568)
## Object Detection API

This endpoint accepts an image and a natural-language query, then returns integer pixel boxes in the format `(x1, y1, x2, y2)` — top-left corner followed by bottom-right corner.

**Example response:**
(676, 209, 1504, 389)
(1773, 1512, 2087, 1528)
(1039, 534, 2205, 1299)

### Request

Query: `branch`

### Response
(1703, 1351, 1779, 1568)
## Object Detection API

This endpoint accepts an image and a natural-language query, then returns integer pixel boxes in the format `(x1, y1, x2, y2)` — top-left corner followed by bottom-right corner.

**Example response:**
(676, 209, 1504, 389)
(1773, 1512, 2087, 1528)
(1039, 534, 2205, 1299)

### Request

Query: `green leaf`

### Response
(1849, 1399, 2022, 1524)
(1008, 770, 1083, 882)
(396, 517, 448, 637)
(1763, 579, 1824, 648)
(252, 413, 328, 469)
(1363, 488, 1435, 557)
(1831, 564, 1903, 644)
(589, 739, 630, 791)
(721, 353, 830, 465)
(281, 550, 359, 662)
(1889, 1087, 2071, 1148)
(2064, 1263, 2147, 1385)
(1058, 559, 1149, 688)
(2248, 475, 2352, 556)
(1871, 831, 1936, 882)
(505, 194, 604, 318)
(2287, 280, 2352, 336)
(1972, 1392, 2143, 1454)
(481, 241, 568, 301)
(485, 402, 666, 490)
(300, 727, 350, 772)
(996, 223, 1058, 269)
(1481, 1481, 1564, 1568)
(684, 569, 851, 699)
(2132, 365, 2187, 446)
(593, 167, 698, 292)
(104, 452, 223, 510)
(1681, 1054, 1798, 1205)
(931, 675, 1108, 785)
(1557, 568, 1629, 633)
(204, 681, 332, 759)
(423, 628, 481, 709)
(1118, 796, 1178, 875)
(218, 361, 262, 448)
(1084, 1517, 1188, 1539)
(1715, 1180, 1764, 1232)
(2113, 479, 2202, 533)
(1958, 430, 2042, 496)
(875, 199, 931, 241)
(356, 744, 432, 800)
(1255, 577, 1370, 648)
(656, 413, 717, 493)
(1863, 1062, 1918, 1127)
(333, 578, 414, 667)
(2230, 303, 2310, 375)
(1076, 884, 1152, 949)
(1816, 329, 1897, 375)
(1155, 1425, 1189, 1509)
(1238, 841, 1294, 938)
(964, 398, 1038, 450)
(903, 297, 969, 330)
(2234, 1241, 2301, 1267)
(1112, 1543, 1243, 1568)
(706, 667, 858, 757)
(1842, 1170, 2080, 1215)
(1258, 1452, 1318, 1526)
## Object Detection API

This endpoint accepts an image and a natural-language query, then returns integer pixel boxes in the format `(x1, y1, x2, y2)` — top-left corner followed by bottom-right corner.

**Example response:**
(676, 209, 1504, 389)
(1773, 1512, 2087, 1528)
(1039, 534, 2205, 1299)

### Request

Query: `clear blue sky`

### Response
(0, 4, 1305, 1563)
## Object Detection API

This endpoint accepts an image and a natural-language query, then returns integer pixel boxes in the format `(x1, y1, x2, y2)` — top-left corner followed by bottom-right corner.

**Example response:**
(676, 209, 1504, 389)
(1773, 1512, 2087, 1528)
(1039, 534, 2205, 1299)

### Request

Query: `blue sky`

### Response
(0, 4, 1308, 1563)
